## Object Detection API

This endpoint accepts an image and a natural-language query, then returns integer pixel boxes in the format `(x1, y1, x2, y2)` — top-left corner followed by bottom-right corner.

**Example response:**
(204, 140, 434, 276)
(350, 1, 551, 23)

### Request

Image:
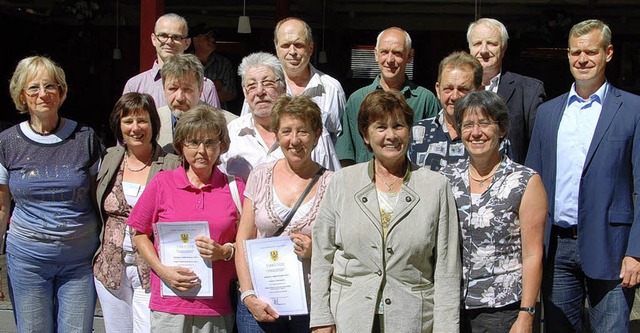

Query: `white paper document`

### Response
(244, 236, 308, 315)
(154, 221, 213, 298)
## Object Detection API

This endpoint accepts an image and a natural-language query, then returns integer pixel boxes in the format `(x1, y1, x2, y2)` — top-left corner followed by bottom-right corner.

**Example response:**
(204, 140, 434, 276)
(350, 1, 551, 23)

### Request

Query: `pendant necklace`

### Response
(377, 174, 400, 191)
(469, 162, 500, 188)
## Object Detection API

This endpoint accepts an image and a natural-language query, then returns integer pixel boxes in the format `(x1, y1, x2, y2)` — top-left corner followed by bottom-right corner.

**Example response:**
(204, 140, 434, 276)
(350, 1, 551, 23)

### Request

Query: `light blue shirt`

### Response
(554, 82, 608, 227)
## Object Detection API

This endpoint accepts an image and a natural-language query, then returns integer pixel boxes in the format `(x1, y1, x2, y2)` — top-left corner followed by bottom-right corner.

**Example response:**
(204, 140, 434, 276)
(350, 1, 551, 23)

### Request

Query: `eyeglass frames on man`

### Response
(244, 79, 281, 94)
(154, 33, 188, 43)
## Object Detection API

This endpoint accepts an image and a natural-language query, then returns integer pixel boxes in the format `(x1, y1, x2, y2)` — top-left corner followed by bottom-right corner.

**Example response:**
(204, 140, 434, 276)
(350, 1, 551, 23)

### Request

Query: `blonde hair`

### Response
(569, 19, 611, 49)
(9, 56, 68, 114)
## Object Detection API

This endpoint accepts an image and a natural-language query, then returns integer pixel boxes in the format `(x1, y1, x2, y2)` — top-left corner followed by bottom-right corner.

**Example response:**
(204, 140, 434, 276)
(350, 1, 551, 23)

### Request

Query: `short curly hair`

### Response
(270, 95, 322, 135)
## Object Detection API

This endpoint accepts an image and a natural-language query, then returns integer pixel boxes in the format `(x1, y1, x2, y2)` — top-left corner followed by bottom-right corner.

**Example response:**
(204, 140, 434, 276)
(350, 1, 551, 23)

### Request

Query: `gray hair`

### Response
(274, 17, 313, 45)
(156, 13, 189, 36)
(237, 52, 285, 88)
(376, 27, 412, 52)
(161, 53, 204, 89)
(569, 19, 611, 49)
(454, 90, 510, 137)
(467, 18, 509, 47)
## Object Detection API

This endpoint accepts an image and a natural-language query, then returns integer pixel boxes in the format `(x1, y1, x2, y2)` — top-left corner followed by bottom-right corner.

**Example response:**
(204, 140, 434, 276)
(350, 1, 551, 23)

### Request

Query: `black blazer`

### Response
(497, 71, 546, 164)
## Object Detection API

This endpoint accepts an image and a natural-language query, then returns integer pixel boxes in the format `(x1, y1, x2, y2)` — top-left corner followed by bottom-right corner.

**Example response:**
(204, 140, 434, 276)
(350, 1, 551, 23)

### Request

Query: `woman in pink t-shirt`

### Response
(127, 105, 244, 333)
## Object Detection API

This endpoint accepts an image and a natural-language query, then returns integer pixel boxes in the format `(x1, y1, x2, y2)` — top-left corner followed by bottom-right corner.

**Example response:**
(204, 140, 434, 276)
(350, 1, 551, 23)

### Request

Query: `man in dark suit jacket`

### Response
(526, 19, 640, 332)
(467, 18, 546, 164)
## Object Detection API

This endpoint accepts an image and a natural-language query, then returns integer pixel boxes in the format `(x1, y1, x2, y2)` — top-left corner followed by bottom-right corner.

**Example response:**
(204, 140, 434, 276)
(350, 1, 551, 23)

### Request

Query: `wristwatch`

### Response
(519, 306, 535, 315)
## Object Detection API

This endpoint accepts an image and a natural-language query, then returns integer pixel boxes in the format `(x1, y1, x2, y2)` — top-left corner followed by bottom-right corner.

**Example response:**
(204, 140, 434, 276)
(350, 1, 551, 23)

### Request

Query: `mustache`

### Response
(254, 97, 274, 104)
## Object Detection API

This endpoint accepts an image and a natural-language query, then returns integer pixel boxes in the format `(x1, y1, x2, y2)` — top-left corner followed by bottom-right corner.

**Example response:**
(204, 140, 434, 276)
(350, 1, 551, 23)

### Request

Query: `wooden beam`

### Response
(139, 0, 164, 71)
(276, 0, 289, 22)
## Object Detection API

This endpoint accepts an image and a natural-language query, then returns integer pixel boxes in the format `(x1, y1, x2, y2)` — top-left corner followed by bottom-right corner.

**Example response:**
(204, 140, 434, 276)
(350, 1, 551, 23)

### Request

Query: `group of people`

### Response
(0, 12, 638, 333)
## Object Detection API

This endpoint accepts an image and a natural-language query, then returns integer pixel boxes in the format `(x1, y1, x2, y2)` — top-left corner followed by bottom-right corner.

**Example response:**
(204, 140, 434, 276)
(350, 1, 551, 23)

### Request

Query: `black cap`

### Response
(191, 24, 217, 38)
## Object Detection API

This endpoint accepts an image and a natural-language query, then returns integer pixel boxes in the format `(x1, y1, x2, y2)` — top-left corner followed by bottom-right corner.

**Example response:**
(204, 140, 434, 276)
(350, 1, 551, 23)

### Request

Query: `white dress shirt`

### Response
(219, 114, 339, 182)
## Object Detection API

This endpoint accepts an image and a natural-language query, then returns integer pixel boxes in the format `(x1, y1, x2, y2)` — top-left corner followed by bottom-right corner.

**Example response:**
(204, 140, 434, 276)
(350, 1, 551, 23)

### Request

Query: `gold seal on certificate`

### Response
(244, 237, 308, 315)
(154, 221, 213, 298)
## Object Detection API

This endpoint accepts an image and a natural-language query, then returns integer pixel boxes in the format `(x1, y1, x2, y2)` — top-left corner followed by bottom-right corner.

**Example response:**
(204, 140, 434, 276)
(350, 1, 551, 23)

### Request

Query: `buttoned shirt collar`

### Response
(173, 165, 224, 191)
(151, 61, 162, 82)
(567, 81, 608, 108)
(373, 75, 416, 99)
(236, 115, 280, 154)
(485, 72, 501, 93)
(291, 64, 325, 96)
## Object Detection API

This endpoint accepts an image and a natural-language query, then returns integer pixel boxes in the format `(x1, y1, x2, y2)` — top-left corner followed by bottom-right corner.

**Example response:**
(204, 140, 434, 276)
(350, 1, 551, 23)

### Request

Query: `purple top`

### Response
(127, 166, 244, 316)
(123, 61, 220, 108)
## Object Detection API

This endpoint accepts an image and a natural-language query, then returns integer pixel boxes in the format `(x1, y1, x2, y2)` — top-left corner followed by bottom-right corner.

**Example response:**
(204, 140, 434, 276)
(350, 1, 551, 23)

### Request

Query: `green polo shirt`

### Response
(335, 75, 440, 164)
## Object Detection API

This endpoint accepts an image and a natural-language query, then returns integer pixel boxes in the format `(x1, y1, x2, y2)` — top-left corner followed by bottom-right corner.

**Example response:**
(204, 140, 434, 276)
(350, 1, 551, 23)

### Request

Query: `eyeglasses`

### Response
(24, 83, 60, 96)
(244, 79, 280, 94)
(183, 139, 220, 149)
(154, 33, 188, 43)
(460, 120, 498, 132)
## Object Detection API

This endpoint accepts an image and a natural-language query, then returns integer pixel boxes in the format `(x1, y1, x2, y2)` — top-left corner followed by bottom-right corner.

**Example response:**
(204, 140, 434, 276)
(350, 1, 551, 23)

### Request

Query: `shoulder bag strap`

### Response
(273, 167, 326, 237)
(227, 174, 242, 219)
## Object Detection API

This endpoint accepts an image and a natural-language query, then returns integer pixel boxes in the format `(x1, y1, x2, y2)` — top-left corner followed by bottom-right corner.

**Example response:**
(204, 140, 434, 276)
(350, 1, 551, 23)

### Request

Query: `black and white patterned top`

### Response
(409, 110, 511, 172)
(441, 155, 535, 309)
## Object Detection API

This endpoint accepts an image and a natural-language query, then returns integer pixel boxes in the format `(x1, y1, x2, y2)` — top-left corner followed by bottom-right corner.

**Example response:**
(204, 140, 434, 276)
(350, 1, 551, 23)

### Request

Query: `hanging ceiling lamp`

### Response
(318, 0, 327, 63)
(238, 0, 251, 34)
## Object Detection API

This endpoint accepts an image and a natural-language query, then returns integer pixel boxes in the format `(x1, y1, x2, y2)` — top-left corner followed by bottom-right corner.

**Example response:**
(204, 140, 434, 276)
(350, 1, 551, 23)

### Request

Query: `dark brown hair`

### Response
(109, 93, 160, 145)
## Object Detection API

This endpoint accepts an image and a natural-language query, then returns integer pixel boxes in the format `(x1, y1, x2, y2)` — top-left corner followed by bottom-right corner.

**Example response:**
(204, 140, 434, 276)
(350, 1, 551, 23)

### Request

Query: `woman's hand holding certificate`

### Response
(155, 221, 214, 297)
(157, 266, 200, 293)
(195, 236, 233, 261)
(244, 237, 308, 316)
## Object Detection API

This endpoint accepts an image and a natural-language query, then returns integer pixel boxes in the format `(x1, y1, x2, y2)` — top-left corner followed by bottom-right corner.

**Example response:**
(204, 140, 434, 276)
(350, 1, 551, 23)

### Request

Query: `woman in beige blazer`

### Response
(310, 90, 461, 333)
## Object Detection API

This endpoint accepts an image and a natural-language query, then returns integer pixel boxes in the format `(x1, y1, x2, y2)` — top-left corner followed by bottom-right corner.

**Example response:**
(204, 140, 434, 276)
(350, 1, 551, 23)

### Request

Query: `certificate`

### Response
(244, 236, 308, 315)
(154, 221, 213, 298)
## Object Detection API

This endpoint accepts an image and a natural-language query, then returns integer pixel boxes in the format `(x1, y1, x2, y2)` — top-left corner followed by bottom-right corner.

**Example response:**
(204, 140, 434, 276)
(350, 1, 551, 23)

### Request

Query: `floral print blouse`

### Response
(94, 164, 151, 291)
(441, 155, 535, 309)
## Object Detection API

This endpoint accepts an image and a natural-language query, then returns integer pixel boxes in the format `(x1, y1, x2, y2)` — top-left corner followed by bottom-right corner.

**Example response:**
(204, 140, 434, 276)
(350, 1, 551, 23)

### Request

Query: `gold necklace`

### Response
(374, 160, 405, 192)
(377, 174, 401, 191)
(124, 149, 153, 173)
(469, 162, 500, 188)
